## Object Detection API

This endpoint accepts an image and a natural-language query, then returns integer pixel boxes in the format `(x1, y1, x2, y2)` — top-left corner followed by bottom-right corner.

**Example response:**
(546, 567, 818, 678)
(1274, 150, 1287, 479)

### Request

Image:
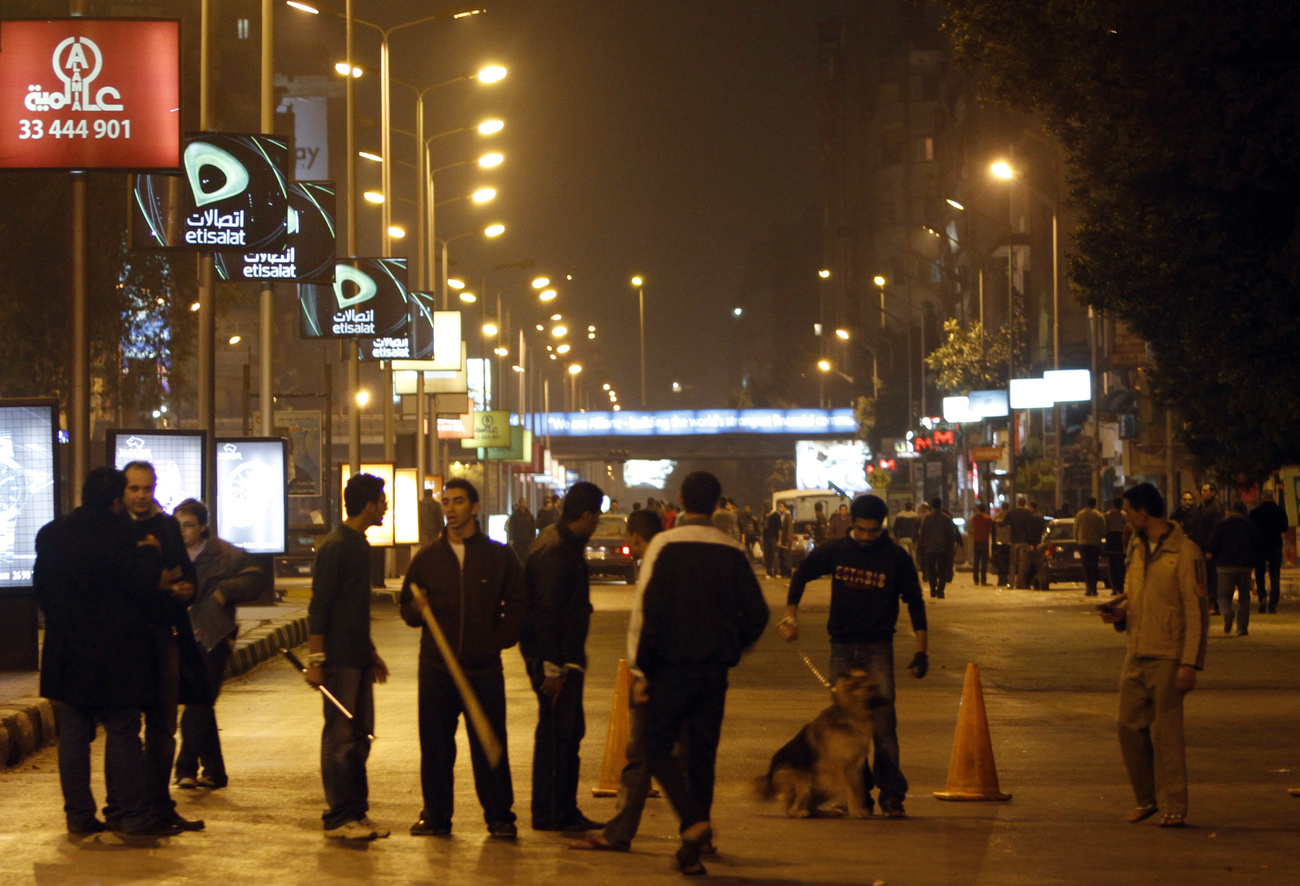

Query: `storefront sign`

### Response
(0, 19, 181, 169)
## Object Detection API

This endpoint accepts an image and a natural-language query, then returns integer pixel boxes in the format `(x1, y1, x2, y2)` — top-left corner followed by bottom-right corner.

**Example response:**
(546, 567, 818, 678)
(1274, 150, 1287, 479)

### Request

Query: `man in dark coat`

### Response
(1249, 490, 1289, 614)
(520, 481, 604, 832)
(506, 498, 537, 563)
(173, 498, 271, 790)
(916, 498, 961, 598)
(36, 468, 177, 836)
(122, 460, 206, 832)
(1188, 482, 1226, 616)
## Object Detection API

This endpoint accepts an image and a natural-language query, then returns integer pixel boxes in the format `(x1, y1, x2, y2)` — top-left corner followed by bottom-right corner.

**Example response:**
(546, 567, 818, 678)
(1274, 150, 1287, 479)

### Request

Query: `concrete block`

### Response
(0, 706, 37, 765)
(9, 698, 56, 746)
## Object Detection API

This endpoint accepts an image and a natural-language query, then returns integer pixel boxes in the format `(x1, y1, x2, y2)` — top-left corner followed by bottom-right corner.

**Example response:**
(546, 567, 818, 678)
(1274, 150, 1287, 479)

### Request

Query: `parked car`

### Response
(584, 514, 636, 583)
(1031, 518, 1107, 590)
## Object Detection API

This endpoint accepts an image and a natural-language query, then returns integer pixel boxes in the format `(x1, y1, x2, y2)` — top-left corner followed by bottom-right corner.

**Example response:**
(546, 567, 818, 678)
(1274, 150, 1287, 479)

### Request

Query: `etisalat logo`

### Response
(330, 265, 378, 335)
(217, 443, 244, 462)
(25, 36, 125, 113)
(183, 141, 251, 246)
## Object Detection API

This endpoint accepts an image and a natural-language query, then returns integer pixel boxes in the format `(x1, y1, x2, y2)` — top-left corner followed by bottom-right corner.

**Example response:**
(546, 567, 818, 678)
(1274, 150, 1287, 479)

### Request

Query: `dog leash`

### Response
(778, 617, 831, 689)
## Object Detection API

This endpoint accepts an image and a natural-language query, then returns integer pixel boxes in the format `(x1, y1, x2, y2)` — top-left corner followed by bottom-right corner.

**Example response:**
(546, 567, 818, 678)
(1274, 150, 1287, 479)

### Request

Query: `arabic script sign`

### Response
(0, 19, 180, 169)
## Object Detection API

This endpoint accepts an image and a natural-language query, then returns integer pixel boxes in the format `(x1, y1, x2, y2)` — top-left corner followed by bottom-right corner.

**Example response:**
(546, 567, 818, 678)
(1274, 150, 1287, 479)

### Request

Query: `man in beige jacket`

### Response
(1100, 482, 1208, 828)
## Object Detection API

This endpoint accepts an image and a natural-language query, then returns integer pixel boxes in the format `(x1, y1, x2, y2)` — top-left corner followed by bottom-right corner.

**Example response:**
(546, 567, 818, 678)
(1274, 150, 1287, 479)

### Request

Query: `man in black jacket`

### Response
(36, 468, 178, 836)
(122, 460, 206, 833)
(520, 481, 604, 832)
(781, 494, 928, 819)
(1209, 502, 1262, 636)
(632, 472, 768, 874)
(400, 478, 526, 839)
(1250, 490, 1289, 614)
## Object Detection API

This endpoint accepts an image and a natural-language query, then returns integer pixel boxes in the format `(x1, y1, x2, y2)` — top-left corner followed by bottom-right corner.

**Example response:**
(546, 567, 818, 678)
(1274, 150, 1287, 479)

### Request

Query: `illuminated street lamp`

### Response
(631, 275, 646, 408)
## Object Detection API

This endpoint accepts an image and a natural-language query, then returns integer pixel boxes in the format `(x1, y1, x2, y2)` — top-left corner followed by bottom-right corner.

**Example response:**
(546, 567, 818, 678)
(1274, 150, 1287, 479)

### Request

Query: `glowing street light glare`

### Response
(630, 276, 643, 287)
(602, 384, 611, 391)
(587, 332, 595, 339)
(990, 160, 1015, 180)
(363, 190, 385, 204)
(484, 223, 505, 237)
(818, 269, 831, 279)
(334, 62, 363, 78)
(818, 359, 832, 372)
(539, 289, 557, 301)
(387, 225, 406, 239)
(551, 326, 568, 337)
(478, 119, 504, 135)
(229, 335, 242, 345)
(189, 302, 200, 312)
(873, 275, 887, 287)
(550, 313, 562, 320)
(556, 343, 571, 354)
(733, 307, 743, 317)
(286, 1, 320, 13)
(471, 187, 497, 203)
(459, 291, 477, 303)
(452, 9, 486, 19)
(478, 152, 504, 168)
(568, 363, 582, 375)
(477, 65, 508, 83)
(946, 198, 966, 210)
(482, 322, 499, 336)
(835, 328, 850, 340)
(355, 390, 371, 407)
(447, 278, 466, 290)
(359, 151, 383, 163)
(494, 347, 509, 357)
(532, 277, 550, 289)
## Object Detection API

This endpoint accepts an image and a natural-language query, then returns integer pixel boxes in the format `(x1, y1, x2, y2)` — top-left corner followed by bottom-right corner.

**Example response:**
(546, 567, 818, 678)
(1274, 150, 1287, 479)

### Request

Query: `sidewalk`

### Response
(0, 579, 402, 770)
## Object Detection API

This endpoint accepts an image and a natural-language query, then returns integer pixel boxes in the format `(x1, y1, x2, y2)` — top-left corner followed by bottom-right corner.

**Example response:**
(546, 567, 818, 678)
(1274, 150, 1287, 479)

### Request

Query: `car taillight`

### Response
(621, 545, 630, 556)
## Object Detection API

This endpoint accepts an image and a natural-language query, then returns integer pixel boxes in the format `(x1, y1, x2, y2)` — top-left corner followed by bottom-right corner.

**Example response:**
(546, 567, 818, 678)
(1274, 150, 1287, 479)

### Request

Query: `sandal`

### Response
(1126, 803, 1158, 824)
(675, 825, 712, 876)
(1158, 813, 1185, 828)
(568, 835, 618, 851)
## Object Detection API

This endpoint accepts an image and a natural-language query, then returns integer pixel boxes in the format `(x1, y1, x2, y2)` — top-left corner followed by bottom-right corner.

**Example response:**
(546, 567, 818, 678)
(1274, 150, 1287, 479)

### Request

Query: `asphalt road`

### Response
(3, 571, 1299, 886)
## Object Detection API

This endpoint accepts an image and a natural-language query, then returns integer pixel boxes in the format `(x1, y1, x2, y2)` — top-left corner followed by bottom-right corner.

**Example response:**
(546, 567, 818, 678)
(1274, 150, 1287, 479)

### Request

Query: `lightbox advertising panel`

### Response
(0, 401, 58, 589)
(214, 181, 336, 283)
(215, 438, 286, 554)
(109, 430, 205, 513)
(0, 19, 181, 170)
(795, 439, 869, 492)
(299, 258, 411, 358)
(131, 132, 291, 252)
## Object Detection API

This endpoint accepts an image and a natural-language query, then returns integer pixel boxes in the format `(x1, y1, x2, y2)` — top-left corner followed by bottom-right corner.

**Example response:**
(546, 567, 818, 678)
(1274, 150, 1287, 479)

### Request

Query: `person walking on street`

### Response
(828, 502, 851, 540)
(173, 498, 271, 791)
(304, 472, 391, 840)
(781, 494, 928, 819)
(1188, 482, 1225, 616)
(968, 504, 993, 586)
(535, 495, 560, 534)
(916, 498, 960, 599)
(1006, 497, 1034, 589)
(36, 468, 179, 837)
(1104, 497, 1128, 596)
(777, 501, 795, 578)
(1099, 483, 1208, 829)
(811, 502, 829, 546)
(520, 481, 605, 832)
(1249, 490, 1289, 613)
(892, 501, 920, 561)
(630, 472, 768, 874)
(506, 498, 537, 564)
(1074, 497, 1109, 597)
(762, 505, 781, 578)
(400, 478, 526, 840)
(418, 487, 444, 547)
(1209, 502, 1262, 636)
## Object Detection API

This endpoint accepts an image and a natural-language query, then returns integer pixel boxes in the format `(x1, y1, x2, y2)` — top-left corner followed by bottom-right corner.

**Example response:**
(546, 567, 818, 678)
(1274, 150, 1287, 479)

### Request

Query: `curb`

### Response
(225, 615, 311, 680)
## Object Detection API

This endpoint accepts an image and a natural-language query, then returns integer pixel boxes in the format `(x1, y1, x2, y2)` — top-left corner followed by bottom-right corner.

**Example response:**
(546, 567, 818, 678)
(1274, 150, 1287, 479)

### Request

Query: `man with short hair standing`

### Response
(828, 502, 852, 541)
(506, 498, 537, 563)
(401, 478, 525, 839)
(782, 494, 928, 819)
(1208, 502, 1261, 636)
(1104, 497, 1128, 596)
(1249, 490, 1289, 614)
(1075, 497, 1109, 597)
(304, 473, 391, 840)
(1100, 483, 1207, 828)
(968, 504, 993, 587)
(1006, 496, 1034, 589)
(521, 481, 605, 832)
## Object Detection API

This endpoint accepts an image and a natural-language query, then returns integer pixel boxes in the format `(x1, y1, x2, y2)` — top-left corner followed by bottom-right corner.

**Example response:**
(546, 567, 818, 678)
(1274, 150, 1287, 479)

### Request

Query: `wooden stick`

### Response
(417, 602, 503, 768)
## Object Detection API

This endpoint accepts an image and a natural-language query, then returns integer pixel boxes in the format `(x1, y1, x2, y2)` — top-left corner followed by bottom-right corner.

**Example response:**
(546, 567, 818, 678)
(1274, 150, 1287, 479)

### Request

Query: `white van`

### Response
(770, 488, 861, 566)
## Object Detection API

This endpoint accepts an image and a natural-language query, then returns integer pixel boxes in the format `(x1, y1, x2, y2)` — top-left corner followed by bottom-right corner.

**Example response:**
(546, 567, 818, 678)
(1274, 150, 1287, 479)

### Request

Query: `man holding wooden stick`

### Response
(400, 478, 526, 840)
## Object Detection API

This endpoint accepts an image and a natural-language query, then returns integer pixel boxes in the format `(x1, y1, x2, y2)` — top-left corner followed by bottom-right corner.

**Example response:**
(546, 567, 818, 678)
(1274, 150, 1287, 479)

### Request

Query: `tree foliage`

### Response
(940, 0, 1300, 480)
(924, 318, 1022, 395)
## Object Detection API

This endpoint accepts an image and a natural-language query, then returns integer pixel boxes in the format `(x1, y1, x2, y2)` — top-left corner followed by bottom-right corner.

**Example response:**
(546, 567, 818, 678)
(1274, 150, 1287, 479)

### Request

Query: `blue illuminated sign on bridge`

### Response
(533, 409, 858, 437)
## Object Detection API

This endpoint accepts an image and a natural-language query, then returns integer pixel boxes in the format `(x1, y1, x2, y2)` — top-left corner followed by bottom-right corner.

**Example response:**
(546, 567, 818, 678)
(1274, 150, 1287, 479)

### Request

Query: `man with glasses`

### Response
(779, 494, 928, 819)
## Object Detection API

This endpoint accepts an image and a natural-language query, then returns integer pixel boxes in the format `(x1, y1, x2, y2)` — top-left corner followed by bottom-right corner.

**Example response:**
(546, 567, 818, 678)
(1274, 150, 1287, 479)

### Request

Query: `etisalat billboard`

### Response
(299, 258, 412, 359)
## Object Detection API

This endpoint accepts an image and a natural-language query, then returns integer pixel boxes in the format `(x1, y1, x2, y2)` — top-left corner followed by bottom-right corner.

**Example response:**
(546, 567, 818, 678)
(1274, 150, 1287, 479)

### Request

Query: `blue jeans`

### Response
(830, 641, 907, 806)
(321, 666, 375, 830)
(1217, 567, 1252, 635)
(62, 704, 154, 832)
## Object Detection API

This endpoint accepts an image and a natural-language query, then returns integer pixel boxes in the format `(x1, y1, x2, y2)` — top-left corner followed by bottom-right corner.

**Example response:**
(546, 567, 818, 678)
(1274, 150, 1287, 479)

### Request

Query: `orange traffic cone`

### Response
(933, 663, 1012, 801)
(592, 659, 633, 797)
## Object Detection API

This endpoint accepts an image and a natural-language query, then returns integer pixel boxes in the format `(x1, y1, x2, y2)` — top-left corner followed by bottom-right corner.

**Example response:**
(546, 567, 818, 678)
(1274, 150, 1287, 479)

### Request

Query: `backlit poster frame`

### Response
(107, 429, 206, 514)
(214, 437, 287, 555)
(339, 463, 395, 548)
(0, 398, 59, 591)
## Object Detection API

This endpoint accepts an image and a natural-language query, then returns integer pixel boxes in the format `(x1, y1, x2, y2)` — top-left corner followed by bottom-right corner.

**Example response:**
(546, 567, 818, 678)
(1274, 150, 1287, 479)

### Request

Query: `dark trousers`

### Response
(1205, 560, 1219, 611)
(417, 662, 515, 829)
(1256, 548, 1282, 610)
(923, 551, 952, 597)
(1080, 544, 1103, 595)
(62, 704, 153, 832)
(1106, 549, 1126, 596)
(525, 659, 586, 828)
(993, 543, 1010, 586)
(143, 635, 180, 815)
(643, 664, 729, 831)
(972, 540, 990, 585)
(320, 666, 374, 830)
(778, 546, 792, 578)
(176, 639, 233, 783)
(762, 539, 777, 577)
(603, 690, 691, 849)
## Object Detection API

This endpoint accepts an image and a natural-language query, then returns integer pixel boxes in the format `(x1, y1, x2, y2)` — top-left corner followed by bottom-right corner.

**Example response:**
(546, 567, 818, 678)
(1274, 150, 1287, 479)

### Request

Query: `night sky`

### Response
(296, 0, 835, 410)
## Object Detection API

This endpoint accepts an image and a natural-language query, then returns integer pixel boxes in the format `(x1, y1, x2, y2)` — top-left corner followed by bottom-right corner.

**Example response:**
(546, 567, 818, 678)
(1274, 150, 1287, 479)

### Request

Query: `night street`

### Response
(3, 573, 1300, 886)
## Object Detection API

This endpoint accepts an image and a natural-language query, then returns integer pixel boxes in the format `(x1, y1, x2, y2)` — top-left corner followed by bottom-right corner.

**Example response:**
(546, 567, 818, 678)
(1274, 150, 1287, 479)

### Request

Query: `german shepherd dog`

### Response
(757, 669, 885, 818)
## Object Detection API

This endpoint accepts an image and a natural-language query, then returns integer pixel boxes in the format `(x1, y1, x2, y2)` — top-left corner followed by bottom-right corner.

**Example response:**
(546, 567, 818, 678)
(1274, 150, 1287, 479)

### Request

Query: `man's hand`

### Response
(137, 533, 161, 550)
(371, 651, 389, 684)
(908, 651, 929, 679)
(304, 663, 324, 688)
(540, 674, 565, 703)
(1099, 597, 1127, 625)
(776, 616, 799, 642)
(1175, 664, 1196, 692)
(171, 579, 195, 603)
(631, 677, 649, 705)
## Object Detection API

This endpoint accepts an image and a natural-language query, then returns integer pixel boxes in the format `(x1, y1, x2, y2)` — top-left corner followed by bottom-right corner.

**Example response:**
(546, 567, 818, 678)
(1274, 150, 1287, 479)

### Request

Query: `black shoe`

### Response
(488, 821, 518, 840)
(168, 811, 205, 832)
(68, 819, 108, 835)
(117, 817, 185, 837)
(559, 814, 605, 833)
(1269, 605, 1277, 614)
(410, 818, 451, 837)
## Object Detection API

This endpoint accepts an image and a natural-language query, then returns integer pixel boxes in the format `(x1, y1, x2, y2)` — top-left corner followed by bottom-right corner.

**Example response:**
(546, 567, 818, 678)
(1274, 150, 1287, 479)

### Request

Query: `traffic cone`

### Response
(933, 663, 1012, 801)
(592, 659, 633, 797)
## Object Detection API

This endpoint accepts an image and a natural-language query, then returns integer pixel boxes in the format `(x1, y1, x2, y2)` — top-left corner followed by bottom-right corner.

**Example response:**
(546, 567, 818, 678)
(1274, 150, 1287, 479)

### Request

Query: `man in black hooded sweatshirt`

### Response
(780, 494, 928, 819)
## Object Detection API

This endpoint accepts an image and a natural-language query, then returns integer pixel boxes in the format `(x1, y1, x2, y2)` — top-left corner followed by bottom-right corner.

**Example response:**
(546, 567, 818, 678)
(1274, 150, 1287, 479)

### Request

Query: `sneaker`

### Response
(487, 820, 518, 840)
(358, 817, 390, 838)
(410, 818, 451, 837)
(196, 775, 227, 790)
(325, 820, 382, 840)
(175, 776, 198, 790)
(880, 799, 907, 819)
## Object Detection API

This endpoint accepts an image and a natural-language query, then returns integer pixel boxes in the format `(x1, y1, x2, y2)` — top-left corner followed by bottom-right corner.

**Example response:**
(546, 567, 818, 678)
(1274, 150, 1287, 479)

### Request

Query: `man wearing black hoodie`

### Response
(781, 494, 928, 819)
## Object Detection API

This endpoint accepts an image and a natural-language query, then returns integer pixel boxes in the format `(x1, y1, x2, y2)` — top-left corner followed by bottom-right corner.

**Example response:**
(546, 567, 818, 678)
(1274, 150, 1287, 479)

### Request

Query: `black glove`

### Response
(908, 651, 929, 679)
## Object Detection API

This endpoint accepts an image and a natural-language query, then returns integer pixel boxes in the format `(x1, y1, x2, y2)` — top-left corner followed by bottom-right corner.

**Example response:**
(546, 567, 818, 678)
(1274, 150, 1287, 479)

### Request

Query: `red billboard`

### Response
(0, 19, 181, 170)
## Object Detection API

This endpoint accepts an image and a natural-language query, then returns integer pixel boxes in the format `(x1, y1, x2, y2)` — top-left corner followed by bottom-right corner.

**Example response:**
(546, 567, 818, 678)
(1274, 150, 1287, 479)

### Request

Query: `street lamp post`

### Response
(631, 276, 645, 408)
